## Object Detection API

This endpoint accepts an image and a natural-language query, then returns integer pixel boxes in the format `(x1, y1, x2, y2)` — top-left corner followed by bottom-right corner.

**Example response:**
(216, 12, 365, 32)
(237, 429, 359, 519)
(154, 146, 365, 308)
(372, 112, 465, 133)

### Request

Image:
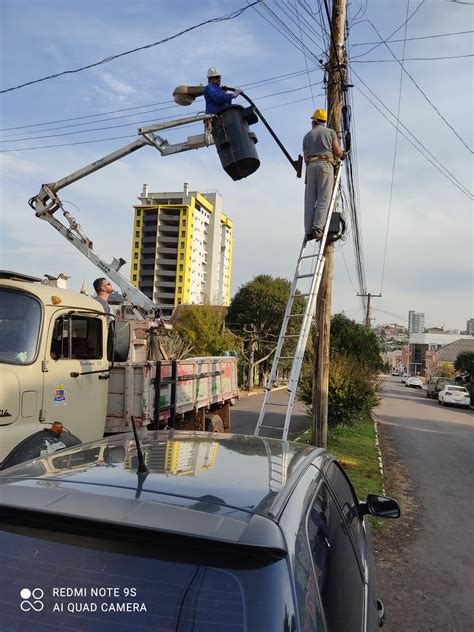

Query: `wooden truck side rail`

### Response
(106, 356, 239, 433)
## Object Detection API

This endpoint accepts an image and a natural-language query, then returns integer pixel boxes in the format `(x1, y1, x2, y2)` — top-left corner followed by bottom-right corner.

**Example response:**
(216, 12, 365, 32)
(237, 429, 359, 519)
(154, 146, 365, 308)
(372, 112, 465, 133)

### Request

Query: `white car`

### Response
(400, 374, 409, 384)
(406, 376, 423, 389)
(438, 385, 470, 408)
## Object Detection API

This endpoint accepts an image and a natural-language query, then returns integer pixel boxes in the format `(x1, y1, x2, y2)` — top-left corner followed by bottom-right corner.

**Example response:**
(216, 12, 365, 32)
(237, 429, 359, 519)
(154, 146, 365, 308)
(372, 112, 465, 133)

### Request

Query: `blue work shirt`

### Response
(204, 83, 233, 114)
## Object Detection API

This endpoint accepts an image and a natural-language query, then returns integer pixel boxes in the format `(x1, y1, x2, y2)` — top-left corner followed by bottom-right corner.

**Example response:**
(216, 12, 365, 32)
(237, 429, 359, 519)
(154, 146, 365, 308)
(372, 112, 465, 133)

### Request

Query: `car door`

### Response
(42, 311, 109, 443)
(306, 478, 365, 631)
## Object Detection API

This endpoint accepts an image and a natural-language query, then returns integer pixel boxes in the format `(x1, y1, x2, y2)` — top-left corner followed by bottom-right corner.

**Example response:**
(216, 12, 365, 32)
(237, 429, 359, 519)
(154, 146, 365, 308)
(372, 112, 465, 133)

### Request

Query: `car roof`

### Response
(0, 431, 327, 555)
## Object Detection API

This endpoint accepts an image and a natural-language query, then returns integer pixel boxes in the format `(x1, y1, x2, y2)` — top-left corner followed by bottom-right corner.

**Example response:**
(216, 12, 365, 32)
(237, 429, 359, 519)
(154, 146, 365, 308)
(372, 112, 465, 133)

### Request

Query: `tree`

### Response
(227, 275, 305, 389)
(298, 313, 382, 432)
(439, 362, 455, 378)
(330, 313, 384, 371)
(173, 305, 240, 356)
(455, 351, 474, 405)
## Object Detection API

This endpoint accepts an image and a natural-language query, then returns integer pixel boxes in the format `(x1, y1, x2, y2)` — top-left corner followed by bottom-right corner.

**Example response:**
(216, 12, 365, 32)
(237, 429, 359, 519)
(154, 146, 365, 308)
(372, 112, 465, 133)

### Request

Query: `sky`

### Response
(0, 0, 472, 330)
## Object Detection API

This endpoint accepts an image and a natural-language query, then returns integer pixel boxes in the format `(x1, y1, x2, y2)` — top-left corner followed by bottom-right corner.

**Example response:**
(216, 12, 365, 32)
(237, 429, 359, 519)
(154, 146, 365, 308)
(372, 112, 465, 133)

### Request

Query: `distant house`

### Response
(425, 338, 474, 380)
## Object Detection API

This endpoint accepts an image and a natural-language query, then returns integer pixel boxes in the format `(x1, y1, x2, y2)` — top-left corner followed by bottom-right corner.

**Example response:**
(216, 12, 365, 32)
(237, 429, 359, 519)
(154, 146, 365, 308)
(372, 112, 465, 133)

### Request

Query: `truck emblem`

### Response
(0, 409, 12, 418)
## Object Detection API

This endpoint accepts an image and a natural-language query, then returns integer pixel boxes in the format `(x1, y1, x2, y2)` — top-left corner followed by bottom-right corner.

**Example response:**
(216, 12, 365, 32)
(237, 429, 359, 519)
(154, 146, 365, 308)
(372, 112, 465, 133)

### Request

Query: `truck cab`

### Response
(0, 271, 110, 468)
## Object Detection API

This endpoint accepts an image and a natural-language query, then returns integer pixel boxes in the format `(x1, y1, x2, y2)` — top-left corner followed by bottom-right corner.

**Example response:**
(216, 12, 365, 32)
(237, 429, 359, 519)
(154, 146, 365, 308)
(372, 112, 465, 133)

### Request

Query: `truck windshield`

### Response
(0, 289, 42, 365)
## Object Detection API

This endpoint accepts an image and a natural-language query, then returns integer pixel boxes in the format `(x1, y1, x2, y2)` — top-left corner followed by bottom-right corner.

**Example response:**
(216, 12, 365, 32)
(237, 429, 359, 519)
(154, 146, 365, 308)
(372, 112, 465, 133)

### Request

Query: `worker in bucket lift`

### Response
(204, 67, 242, 115)
(303, 108, 344, 242)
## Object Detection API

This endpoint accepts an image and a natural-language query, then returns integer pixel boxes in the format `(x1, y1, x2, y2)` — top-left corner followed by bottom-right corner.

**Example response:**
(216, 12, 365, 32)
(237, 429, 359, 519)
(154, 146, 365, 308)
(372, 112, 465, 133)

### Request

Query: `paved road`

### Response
(375, 376, 474, 631)
(231, 388, 310, 440)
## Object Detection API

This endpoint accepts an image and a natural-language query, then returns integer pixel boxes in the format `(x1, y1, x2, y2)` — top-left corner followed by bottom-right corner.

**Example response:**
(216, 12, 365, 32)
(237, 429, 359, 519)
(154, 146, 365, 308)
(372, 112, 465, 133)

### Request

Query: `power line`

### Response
(379, 0, 410, 297)
(352, 54, 473, 62)
(352, 29, 474, 45)
(349, 0, 426, 60)
(0, 1, 261, 94)
(352, 68, 473, 199)
(293, 0, 316, 108)
(1, 67, 319, 134)
(0, 80, 324, 146)
(360, 18, 472, 153)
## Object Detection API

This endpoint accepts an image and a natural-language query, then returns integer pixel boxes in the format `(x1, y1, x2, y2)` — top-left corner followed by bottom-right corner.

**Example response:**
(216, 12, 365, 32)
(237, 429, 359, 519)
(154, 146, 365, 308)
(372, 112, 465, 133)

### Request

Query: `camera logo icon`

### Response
(20, 588, 44, 612)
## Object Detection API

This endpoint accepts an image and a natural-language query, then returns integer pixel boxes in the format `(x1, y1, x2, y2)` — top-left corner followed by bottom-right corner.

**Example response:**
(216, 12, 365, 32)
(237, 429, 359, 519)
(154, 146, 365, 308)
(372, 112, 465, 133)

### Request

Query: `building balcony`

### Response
(156, 247, 178, 255)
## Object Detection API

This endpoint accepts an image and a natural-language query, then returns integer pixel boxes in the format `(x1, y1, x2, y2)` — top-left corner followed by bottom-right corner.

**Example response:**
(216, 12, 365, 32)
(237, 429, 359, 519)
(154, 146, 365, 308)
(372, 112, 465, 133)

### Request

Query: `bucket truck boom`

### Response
(29, 113, 215, 318)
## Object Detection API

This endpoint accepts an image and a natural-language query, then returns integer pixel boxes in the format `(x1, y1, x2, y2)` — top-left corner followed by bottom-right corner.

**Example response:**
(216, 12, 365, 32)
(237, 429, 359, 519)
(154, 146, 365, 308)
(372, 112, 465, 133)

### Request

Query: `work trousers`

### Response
(304, 160, 334, 234)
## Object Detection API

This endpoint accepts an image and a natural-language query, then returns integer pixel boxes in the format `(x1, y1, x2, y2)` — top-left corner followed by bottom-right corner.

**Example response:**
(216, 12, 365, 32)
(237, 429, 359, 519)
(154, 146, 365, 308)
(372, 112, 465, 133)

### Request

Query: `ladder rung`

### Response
(259, 425, 284, 430)
(288, 313, 305, 318)
(276, 355, 295, 360)
(296, 273, 314, 279)
(292, 293, 311, 298)
(300, 253, 318, 260)
(265, 402, 288, 407)
(283, 334, 300, 338)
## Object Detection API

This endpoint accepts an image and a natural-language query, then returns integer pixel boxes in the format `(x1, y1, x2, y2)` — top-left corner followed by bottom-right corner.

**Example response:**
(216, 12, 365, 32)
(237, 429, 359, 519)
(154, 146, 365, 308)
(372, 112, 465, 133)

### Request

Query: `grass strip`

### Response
(298, 416, 384, 528)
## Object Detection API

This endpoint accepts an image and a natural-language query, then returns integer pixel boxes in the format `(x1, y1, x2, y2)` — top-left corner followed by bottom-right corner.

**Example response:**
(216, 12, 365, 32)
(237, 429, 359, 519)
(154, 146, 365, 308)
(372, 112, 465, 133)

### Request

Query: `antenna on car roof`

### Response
(130, 416, 149, 498)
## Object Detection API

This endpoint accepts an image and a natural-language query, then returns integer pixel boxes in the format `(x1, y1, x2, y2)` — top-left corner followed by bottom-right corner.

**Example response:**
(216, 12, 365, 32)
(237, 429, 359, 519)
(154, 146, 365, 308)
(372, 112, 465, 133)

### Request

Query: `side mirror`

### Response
(107, 320, 130, 363)
(359, 494, 400, 519)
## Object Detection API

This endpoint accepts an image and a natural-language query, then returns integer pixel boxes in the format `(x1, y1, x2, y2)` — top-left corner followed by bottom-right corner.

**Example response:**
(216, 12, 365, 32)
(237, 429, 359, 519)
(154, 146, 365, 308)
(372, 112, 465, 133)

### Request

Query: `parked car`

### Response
(406, 376, 423, 389)
(438, 385, 470, 408)
(391, 370, 400, 376)
(0, 431, 400, 631)
(401, 373, 409, 383)
(426, 377, 456, 399)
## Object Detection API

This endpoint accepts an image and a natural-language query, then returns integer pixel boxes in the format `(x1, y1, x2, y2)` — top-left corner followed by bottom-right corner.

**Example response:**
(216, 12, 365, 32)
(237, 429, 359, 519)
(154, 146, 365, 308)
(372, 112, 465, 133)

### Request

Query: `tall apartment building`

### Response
(466, 318, 474, 335)
(130, 183, 232, 314)
(408, 310, 425, 334)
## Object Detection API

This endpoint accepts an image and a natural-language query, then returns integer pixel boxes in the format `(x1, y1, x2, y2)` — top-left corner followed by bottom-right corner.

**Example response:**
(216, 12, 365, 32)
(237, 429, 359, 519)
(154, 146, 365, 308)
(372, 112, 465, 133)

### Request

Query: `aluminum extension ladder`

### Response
(254, 165, 342, 440)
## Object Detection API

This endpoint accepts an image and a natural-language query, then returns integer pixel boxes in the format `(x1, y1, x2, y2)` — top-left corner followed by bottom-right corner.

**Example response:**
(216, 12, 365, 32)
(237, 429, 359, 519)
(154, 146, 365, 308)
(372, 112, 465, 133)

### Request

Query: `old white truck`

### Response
(0, 271, 238, 469)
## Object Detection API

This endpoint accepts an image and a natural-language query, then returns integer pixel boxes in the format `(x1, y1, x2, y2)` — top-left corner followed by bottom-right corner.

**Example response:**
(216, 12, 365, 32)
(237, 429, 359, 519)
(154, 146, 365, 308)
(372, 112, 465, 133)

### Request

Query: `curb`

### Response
(238, 384, 288, 398)
(372, 415, 386, 496)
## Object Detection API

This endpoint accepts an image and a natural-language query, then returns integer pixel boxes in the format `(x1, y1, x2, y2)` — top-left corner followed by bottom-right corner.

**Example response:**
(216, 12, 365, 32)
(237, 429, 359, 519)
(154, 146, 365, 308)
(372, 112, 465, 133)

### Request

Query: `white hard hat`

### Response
(207, 66, 221, 78)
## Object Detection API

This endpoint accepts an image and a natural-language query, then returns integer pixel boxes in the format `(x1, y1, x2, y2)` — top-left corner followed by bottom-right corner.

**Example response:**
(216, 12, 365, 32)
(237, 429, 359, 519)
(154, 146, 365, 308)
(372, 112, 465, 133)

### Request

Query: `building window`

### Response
(134, 242, 139, 248)
(135, 231, 139, 238)
(136, 210, 141, 217)
(180, 254, 184, 260)
(180, 242, 185, 248)
(132, 275, 137, 281)
(134, 253, 138, 260)
(133, 264, 138, 270)
(179, 264, 183, 271)
(179, 276, 183, 282)
(182, 220, 186, 226)
(181, 231, 185, 238)
(178, 287, 182, 294)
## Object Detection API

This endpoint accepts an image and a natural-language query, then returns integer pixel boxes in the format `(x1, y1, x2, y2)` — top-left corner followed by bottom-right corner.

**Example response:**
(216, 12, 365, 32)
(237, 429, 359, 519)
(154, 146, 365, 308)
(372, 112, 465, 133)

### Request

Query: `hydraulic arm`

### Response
(29, 114, 215, 319)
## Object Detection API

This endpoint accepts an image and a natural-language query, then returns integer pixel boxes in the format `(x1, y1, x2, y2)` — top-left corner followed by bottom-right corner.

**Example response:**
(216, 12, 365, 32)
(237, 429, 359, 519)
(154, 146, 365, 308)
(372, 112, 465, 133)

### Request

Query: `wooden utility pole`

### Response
(312, 0, 347, 448)
(357, 292, 382, 327)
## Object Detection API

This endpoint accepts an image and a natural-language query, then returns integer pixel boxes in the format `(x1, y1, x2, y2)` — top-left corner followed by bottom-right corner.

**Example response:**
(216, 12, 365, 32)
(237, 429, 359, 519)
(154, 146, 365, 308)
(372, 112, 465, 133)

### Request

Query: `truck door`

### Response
(42, 312, 109, 443)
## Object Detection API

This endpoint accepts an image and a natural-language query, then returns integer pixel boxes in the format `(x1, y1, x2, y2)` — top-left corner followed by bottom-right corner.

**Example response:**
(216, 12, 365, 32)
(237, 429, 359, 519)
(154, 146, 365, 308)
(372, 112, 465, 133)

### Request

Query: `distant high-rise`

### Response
(130, 183, 232, 314)
(466, 318, 474, 335)
(408, 310, 425, 334)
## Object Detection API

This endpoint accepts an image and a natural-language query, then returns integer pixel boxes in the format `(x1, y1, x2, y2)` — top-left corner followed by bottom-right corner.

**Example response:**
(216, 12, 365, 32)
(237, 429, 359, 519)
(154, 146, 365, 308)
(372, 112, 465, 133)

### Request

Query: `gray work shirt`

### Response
(303, 125, 337, 158)
(93, 295, 110, 314)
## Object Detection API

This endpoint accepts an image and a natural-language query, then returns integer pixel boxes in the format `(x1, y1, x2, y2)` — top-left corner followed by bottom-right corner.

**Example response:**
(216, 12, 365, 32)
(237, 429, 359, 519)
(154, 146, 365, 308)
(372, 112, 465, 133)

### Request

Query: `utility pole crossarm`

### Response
(357, 292, 382, 327)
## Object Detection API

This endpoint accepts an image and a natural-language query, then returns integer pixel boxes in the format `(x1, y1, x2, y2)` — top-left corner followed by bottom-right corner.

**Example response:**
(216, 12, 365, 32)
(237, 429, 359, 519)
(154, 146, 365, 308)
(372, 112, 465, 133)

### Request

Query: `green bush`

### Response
(299, 349, 378, 429)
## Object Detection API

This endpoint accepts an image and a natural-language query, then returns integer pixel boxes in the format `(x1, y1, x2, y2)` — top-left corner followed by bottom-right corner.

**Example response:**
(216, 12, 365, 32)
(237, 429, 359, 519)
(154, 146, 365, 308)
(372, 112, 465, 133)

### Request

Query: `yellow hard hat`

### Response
(311, 108, 327, 121)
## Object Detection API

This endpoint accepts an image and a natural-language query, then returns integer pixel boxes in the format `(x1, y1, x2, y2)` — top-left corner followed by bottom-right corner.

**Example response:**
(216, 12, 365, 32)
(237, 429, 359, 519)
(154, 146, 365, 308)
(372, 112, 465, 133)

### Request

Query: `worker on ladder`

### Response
(303, 108, 344, 242)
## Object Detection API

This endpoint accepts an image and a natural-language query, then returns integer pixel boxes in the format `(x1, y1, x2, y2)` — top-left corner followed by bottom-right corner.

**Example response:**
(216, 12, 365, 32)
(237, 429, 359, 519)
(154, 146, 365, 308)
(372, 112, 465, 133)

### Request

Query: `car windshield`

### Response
(0, 523, 295, 631)
(447, 386, 467, 393)
(0, 289, 42, 365)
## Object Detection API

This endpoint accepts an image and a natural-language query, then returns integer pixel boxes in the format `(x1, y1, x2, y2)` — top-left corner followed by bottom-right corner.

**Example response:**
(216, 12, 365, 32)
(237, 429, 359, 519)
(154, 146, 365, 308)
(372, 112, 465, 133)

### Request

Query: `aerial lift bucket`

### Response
(212, 105, 260, 181)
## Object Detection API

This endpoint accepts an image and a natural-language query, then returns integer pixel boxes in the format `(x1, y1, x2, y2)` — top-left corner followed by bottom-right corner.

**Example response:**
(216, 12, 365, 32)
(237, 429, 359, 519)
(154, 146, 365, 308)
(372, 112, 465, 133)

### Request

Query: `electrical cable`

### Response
(352, 54, 473, 62)
(356, 18, 473, 152)
(0, 1, 262, 94)
(352, 68, 473, 199)
(378, 0, 410, 297)
(293, 0, 316, 108)
(351, 29, 474, 46)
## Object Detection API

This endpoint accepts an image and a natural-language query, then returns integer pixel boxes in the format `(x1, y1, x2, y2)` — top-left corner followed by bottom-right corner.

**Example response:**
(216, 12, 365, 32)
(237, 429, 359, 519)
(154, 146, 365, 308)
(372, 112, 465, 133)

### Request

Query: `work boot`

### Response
(312, 227, 323, 241)
(305, 232, 315, 242)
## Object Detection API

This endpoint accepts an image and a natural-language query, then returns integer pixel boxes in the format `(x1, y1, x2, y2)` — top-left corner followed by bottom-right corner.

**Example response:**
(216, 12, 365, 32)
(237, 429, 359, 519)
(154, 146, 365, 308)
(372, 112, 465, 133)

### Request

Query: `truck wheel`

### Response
(1, 428, 81, 470)
(205, 414, 224, 433)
